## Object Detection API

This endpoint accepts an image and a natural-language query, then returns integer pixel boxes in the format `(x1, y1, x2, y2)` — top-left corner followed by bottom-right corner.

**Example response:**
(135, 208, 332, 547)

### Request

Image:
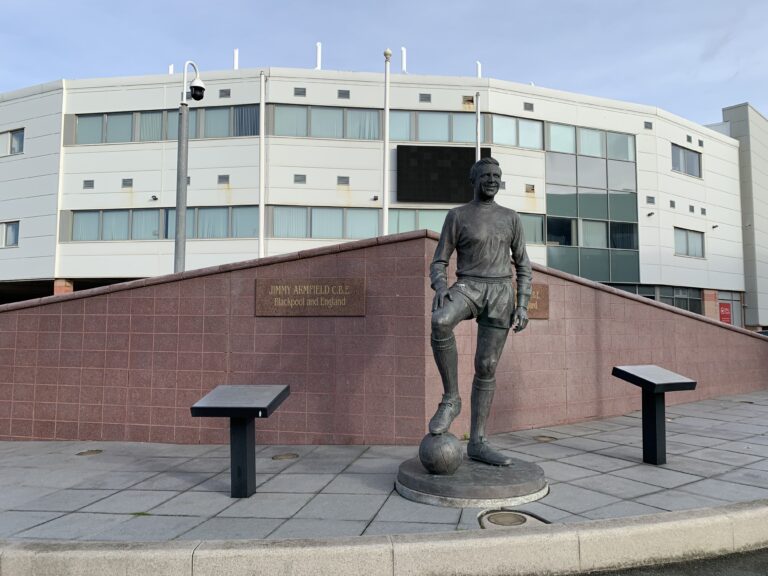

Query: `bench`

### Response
(611, 365, 696, 465)
(191, 385, 290, 497)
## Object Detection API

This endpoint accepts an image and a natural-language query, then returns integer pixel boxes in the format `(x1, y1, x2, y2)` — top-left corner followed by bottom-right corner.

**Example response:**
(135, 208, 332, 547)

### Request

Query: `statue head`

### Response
(469, 157, 502, 201)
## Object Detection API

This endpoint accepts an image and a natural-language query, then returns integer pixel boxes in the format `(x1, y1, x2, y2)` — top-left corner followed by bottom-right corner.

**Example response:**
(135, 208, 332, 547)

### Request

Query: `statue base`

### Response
(395, 456, 548, 508)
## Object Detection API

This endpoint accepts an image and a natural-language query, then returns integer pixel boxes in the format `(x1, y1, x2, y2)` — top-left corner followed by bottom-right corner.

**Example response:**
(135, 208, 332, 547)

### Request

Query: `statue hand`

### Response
(432, 287, 452, 311)
(512, 307, 528, 333)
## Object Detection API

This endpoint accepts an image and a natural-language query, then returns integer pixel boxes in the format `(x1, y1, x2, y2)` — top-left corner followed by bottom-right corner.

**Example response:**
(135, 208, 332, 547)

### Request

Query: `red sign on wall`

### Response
(719, 302, 732, 324)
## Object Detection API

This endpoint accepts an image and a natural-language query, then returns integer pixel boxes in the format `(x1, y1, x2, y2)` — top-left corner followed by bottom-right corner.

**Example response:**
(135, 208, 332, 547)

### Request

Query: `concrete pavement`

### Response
(0, 390, 767, 574)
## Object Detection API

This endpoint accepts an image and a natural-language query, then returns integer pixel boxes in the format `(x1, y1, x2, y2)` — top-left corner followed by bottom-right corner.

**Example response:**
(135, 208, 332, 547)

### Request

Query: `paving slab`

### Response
(364, 521, 457, 535)
(0, 511, 63, 538)
(294, 493, 389, 521)
(581, 501, 665, 520)
(15, 512, 131, 540)
(635, 489, 730, 511)
(176, 517, 284, 540)
(68, 470, 160, 490)
(190, 472, 273, 493)
(570, 473, 661, 498)
(321, 473, 396, 494)
(678, 478, 768, 502)
(12, 489, 117, 512)
(148, 491, 236, 517)
(129, 472, 217, 491)
(609, 465, 702, 489)
(683, 447, 764, 467)
(539, 483, 621, 514)
(266, 518, 367, 539)
(217, 493, 314, 518)
(537, 461, 600, 482)
(559, 452, 636, 473)
(257, 473, 335, 493)
(85, 514, 206, 541)
(374, 493, 462, 524)
(81, 490, 179, 514)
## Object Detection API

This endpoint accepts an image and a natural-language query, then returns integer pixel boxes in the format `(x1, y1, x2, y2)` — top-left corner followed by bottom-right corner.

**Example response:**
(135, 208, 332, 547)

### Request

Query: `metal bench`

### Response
(191, 385, 290, 497)
(611, 365, 697, 465)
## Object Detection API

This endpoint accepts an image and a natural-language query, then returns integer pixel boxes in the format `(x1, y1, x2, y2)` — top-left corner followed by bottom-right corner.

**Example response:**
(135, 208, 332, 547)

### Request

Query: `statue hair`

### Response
(469, 157, 500, 182)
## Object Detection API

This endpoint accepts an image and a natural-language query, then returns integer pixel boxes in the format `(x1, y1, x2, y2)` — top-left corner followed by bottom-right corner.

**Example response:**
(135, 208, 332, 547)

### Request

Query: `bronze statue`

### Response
(429, 157, 532, 466)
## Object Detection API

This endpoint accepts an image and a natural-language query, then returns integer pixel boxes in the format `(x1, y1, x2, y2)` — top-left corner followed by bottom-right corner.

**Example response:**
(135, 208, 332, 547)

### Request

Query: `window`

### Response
(674, 228, 704, 257)
(673, 287, 702, 314)
(671, 144, 701, 177)
(519, 213, 544, 244)
(139, 111, 162, 141)
(76, 115, 103, 144)
(646, 196, 655, 205)
(275, 105, 308, 137)
(105, 113, 132, 143)
(197, 207, 229, 238)
(546, 185, 577, 217)
(578, 128, 605, 157)
(582, 220, 607, 248)
(701, 208, 707, 216)
(523, 102, 534, 111)
(102, 210, 129, 240)
(218, 175, 230, 185)
(233, 105, 259, 136)
(518, 118, 543, 149)
(670, 200, 676, 208)
(311, 207, 343, 238)
(10, 129, 24, 154)
(686, 135, 692, 143)
(547, 217, 577, 246)
(718, 291, 742, 327)
(204, 107, 230, 138)
(492, 115, 516, 146)
(418, 112, 449, 141)
(547, 124, 575, 154)
(609, 191, 637, 221)
(83, 180, 95, 189)
(310, 107, 343, 138)
(337, 176, 350, 185)
(165, 208, 196, 239)
(231, 206, 259, 238)
(451, 113, 483, 143)
(644, 121, 653, 130)
(274, 206, 308, 238)
(389, 209, 448, 234)
(219, 89, 231, 98)
(122, 179, 133, 188)
(689, 205, 695, 213)
(337, 89, 350, 99)
(294, 87, 306, 97)
(73, 211, 100, 241)
(0, 221, 19, 247)
(294, 174, 306, 184)
(607, 132, 635, 161)
(419, 93, 431, 103)
(131, 209, 160, 240)
(390, 111, 411, 141)
(167, 108, 197, 140)
(346, 109, 379, 139)
(610, 222, 638, 249)
(346, 208, 379, 238)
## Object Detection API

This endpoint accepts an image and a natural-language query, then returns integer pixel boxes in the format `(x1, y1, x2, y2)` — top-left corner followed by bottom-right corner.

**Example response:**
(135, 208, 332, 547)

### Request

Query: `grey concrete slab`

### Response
(545, 423, 612, 436)
(282, 457, 354, 474)
(537, 461, 599, 482)
(570, 474, 660, 499)
(511, 428, 572, 441)
(677, 478, 768, 502)
(577, 418, 635, 431)
(659, 455, 736, 478)
(116, 456, 192, 471)
(715, 468, 768, 490)
(176, 517, 284, 540)
(321, 473, 396, 495)
(69, 471, 160, 490)
(257, 473, 335, 493)
(359, 446, 419, 459)
(635, 489, 730, 511)
(218, 493, 314, 518)
(0, 511, 63, 537)
(85, 514, 206, 541)
(581, 430, 642, 445)
(510, 443, 584, 460)
(457, 507, 484, 530)
(295, 493, 389, 521)
(251, 457, 299, 474)
(715, 422, 768, 435)
(551, 437, 618, 452)
(148, 491, 236, 517)
(15, 512, 131, 540)
(364, 521, 457, 535)
(267, 518, 367, 540)
(170, 458, 230, 473)
(714, 441, 768, 458)
(375, 492, 462, 524)
(595, 445, 644, 462)
(487, 434, 538, 449)
(310, 445, 368, 459)
(663, 441, 701, 455)
(558, 453, 636, 473)
(256, 445, 318, 458)
(13, 489, 117, 512)
(190, 472, 273, 493)
(344, 457, 404, 474)
(739, 435, 768, 446)
(665, 433, 729, 448)
(539, 483, 621, 514)
(507, 501, 574, 522)
(81, 490, 178, 514)
(129, 472, 215, 491)
(609, 465, 701, 489)
(683, 447, 764, 466)
(581, 501, 665, 520)
(0, 486, 61, 511)
(746, 459, 768, 471)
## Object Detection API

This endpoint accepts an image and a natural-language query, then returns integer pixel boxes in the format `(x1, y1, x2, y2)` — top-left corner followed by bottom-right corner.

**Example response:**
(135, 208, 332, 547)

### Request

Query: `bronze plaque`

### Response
(527, 283, 549, 319)
(255, 278, 365, 317)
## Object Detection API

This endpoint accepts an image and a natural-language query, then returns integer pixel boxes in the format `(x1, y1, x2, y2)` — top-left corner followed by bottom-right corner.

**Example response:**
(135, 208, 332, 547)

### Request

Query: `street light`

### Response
(174, 60, 206, 273)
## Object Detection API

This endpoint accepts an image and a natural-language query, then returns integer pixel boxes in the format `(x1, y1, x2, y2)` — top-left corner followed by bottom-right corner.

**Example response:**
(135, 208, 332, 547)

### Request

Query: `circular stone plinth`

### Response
(396, 456, 549, 508)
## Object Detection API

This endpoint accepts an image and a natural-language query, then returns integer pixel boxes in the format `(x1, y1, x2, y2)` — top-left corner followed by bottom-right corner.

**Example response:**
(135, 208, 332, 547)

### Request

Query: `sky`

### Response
(2, 0, 768, 125)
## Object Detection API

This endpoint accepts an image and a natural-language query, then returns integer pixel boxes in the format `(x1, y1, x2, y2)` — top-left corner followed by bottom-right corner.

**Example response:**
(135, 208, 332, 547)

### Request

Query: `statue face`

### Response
(472, 164, 502, 200)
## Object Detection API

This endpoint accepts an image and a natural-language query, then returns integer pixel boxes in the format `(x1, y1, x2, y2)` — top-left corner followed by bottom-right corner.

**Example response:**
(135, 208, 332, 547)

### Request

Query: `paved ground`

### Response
(0, 390, 767, 542)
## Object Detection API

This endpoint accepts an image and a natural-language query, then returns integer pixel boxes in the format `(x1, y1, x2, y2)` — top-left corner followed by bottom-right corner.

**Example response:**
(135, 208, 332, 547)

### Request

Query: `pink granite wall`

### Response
(0, 230, 766, 445)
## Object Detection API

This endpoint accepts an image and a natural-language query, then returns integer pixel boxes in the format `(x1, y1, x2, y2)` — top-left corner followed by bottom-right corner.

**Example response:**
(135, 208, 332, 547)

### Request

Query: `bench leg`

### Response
(641, 391, 666, 465)
(230, 417, 256, 498)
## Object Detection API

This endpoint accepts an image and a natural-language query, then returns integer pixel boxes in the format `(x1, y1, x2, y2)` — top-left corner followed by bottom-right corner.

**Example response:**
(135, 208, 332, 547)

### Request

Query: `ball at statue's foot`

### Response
(419, 432, 463, 475)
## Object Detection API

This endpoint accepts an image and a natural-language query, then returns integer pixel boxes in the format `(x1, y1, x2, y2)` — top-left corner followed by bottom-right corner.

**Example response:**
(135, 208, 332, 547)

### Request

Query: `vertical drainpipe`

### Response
(259, 71, 266, 258)
(382, 49, 392, 237)
(475, 91, 481, 161)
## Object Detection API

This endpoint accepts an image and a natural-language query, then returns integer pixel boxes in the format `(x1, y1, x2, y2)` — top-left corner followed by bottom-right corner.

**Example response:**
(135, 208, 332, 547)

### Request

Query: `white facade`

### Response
(0, 66, 758, 325)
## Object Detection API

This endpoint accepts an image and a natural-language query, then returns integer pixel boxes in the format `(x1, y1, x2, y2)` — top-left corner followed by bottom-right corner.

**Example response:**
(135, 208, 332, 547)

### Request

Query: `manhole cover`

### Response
(271, 453, 299, 461)
(484, 511, 528, 526)
(76, 449, 103, 456)
(534, 435, 557, 443)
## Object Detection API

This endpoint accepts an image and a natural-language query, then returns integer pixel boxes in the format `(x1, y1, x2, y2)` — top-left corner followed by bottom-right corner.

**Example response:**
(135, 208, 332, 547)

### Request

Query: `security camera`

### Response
(189, 77, 206, 101)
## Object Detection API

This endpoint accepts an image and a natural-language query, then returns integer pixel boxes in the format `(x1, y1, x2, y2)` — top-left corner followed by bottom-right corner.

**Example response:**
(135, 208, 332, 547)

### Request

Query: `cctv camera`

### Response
(189, 77, 206, 101)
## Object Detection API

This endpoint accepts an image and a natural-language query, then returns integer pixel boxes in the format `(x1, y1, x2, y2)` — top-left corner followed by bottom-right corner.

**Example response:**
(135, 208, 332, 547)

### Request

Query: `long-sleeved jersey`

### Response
(430, 200, 532, 298)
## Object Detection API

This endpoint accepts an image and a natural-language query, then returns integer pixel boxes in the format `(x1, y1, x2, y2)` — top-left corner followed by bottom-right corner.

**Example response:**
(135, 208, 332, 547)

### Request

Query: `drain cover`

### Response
(478, 509, 548, 530)
(484, 511, 527, 526)
(534, 435, 557, 443)
(76, 449, 103, 456)
(271, 453, 299, 461)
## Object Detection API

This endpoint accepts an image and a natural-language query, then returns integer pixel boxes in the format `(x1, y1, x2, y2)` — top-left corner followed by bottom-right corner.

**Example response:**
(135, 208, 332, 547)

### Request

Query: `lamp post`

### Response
(174, 61, 206, 274)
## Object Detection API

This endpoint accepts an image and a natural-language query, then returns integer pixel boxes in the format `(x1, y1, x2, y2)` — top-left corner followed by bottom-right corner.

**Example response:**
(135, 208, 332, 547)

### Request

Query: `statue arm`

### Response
(510, 213, 532, 309)
(430, 211, 457, 293)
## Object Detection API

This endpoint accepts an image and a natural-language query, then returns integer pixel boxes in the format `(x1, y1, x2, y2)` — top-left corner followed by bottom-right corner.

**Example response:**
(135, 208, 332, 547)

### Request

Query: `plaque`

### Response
(255, 278, 365, 317)
(527, 284, 549, 319)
